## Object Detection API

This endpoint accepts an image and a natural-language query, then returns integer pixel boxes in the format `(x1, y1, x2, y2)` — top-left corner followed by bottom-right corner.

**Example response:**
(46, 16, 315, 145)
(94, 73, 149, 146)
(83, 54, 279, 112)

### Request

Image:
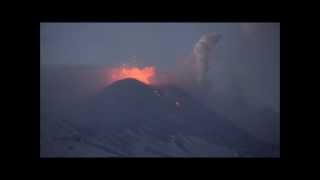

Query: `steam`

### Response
(192, 32, 221, 86)
(172, 32, 221, 98)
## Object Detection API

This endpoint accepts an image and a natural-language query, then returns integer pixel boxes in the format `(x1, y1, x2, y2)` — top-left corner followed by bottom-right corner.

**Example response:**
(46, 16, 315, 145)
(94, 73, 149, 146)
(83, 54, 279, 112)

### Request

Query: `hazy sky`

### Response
(40, 22, 280, 110)
(41, 23, 278, 66)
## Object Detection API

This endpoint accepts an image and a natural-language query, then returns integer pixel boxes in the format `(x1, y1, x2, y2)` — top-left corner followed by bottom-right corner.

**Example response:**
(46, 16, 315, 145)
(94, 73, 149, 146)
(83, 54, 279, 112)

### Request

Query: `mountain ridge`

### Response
(41, 78, 279, 157)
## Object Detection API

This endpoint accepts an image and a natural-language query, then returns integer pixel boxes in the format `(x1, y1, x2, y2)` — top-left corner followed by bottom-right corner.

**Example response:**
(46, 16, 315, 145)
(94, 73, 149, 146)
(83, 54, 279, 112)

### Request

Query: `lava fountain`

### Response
(109, 65, 156, 85)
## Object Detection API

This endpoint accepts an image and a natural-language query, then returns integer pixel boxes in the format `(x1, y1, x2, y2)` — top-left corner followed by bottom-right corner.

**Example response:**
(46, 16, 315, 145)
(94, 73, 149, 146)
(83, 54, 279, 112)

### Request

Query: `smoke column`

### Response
(192, 32, 221, 87)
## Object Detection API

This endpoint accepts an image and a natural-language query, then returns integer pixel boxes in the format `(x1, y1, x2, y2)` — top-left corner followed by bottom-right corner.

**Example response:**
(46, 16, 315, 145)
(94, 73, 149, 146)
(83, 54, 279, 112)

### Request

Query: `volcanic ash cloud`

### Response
(192, 32, 221, 86)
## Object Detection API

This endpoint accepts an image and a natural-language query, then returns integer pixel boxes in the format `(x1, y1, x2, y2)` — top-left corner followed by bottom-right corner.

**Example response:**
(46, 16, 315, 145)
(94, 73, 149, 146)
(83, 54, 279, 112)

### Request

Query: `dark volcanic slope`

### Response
(41, 78, 279, 157)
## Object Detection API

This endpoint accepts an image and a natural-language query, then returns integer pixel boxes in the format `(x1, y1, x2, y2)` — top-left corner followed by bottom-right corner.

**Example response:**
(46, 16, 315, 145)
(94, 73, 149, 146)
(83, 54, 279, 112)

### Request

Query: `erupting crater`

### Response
(109, 66, 156, 85)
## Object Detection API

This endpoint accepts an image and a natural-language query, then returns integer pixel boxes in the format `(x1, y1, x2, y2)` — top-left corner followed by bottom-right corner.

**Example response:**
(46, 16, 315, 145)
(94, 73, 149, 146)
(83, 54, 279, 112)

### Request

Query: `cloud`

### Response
(192, 32, 221, 85)
(240, 23, 279, 39)
(172, 32, 221, 98)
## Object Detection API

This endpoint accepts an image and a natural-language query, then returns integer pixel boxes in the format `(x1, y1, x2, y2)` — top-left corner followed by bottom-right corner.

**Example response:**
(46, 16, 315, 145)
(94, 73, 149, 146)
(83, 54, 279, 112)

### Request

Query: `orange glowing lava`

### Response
(110, 66, 156, 84)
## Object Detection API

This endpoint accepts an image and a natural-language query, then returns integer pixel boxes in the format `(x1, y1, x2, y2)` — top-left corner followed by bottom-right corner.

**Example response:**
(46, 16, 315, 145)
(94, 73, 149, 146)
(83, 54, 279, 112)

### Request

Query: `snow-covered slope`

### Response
(41, 78, 279, 157)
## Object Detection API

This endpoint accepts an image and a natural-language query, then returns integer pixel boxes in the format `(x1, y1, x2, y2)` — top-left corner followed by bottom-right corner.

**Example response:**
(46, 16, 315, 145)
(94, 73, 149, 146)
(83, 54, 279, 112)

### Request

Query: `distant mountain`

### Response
(41, 78, 279, 157)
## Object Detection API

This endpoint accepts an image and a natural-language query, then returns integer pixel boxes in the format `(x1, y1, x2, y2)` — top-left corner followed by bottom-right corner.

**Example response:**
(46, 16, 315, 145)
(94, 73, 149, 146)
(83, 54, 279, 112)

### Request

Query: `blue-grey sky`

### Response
(41, 23, 277, 66)
(40, 22, 280, 111)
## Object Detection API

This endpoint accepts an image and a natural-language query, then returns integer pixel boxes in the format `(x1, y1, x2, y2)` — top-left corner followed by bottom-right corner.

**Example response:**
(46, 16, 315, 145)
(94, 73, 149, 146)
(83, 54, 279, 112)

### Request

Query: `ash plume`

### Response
(192, 32, 221, 87)
(173, 32, 221, 98)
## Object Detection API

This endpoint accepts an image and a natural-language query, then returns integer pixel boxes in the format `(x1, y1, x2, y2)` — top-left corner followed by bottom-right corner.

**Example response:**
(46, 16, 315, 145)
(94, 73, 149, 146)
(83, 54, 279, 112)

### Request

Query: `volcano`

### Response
(41, 78, 279, 157)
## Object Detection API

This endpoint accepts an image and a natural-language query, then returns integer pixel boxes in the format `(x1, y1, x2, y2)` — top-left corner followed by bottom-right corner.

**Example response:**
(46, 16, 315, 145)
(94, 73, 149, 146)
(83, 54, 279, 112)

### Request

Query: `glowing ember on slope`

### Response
(175, 101, 180, 107)
(109, 66, 156, 84)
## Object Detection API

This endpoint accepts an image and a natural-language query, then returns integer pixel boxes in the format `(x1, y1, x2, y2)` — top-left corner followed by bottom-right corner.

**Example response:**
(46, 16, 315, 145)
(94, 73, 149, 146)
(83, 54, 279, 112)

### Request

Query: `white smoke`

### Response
(192, 32, 221, 86)
(172, 32, 221, 99)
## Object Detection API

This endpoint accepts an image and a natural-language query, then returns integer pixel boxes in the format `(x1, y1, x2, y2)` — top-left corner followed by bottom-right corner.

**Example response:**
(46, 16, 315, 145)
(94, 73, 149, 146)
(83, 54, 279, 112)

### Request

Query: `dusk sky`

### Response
(41, 23, 280, 157)
(41, 22, 279, 112)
